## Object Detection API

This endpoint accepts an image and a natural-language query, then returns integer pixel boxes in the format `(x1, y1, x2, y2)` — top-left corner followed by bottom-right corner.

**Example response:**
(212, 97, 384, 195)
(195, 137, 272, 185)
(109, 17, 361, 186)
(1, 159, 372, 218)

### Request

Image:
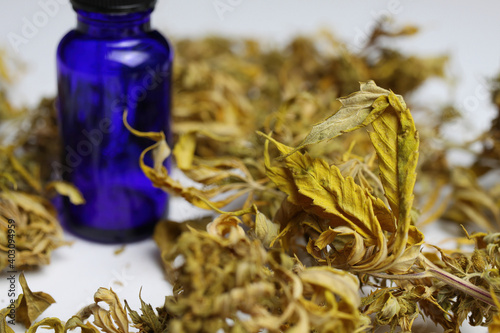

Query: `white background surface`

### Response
(2, 0, 500, 332)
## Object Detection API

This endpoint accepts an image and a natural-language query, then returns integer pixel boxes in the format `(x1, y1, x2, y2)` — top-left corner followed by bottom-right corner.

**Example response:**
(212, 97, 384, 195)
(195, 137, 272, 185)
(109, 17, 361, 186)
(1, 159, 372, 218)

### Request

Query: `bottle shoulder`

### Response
(57, 29, 172, 72)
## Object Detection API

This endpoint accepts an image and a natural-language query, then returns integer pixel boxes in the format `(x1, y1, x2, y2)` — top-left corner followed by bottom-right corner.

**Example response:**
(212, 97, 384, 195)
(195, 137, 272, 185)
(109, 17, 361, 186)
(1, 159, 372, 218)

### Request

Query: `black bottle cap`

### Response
(70, 0, 157, 14)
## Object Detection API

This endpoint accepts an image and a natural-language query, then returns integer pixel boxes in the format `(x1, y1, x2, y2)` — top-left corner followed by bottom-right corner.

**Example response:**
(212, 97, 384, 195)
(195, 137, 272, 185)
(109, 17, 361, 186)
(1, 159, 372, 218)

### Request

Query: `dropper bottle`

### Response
(56, 0, 172, 243)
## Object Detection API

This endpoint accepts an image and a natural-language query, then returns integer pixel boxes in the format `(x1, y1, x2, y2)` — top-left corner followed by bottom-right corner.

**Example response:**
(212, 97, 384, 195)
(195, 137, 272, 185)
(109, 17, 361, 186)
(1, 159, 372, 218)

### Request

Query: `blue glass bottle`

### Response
(56, 0, 172, 243)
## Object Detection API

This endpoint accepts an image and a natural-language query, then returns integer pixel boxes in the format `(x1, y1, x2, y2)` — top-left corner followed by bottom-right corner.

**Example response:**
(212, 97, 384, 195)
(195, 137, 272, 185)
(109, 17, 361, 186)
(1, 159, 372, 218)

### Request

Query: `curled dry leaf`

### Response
(77, 288, 129, 333)
(64, 316, 101, 333)
(45, 181, 86, 205)
(0, 311, 15, 333)
(260, 81, 423, 274)
(287, 81, 391, 156)
(25, 317, 64, 333)
(12, 272, 56, 327)
(123, 110, 255, 215)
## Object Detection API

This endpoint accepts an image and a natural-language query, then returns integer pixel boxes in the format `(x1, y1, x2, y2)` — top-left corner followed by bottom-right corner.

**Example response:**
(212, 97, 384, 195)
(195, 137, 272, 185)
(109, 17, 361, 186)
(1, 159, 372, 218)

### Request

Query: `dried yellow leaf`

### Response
(15, 273, 56, 327)
(46, 181, 85, 205)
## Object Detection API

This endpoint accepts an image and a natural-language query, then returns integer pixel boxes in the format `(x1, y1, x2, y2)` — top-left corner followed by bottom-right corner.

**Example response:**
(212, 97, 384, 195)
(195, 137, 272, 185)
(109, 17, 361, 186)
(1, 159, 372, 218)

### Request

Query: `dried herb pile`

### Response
(0, 67, 77, 271)
(3, 23, 500, 332)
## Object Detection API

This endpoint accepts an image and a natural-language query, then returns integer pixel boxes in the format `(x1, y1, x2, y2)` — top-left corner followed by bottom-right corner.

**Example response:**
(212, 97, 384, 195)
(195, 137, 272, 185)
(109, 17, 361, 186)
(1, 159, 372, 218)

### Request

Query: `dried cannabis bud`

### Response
(149, 216, 369, 332)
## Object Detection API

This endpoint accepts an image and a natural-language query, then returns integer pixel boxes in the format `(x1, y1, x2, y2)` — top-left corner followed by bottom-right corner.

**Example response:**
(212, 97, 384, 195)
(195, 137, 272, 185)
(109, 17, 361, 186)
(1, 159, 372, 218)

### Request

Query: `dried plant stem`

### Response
(420, 255, 496, 307)
(370, 254, 496, 307)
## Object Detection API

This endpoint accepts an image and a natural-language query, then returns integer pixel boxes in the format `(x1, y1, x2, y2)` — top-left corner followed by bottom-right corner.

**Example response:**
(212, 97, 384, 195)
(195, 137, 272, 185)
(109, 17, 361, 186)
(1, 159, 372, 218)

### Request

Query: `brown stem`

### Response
(419, 254, 495, 307)
(370, 255, 496, 308)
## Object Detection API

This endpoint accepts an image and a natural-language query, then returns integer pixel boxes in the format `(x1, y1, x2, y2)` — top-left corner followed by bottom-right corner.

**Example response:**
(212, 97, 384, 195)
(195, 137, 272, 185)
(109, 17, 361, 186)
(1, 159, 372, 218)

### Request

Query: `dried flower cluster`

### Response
(3, 23, 500, 333)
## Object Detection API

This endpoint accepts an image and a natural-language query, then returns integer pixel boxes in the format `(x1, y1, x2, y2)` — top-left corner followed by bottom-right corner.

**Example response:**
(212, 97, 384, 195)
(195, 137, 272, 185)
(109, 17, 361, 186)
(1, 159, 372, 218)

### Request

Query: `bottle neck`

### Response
(76, 9, 152, 37)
